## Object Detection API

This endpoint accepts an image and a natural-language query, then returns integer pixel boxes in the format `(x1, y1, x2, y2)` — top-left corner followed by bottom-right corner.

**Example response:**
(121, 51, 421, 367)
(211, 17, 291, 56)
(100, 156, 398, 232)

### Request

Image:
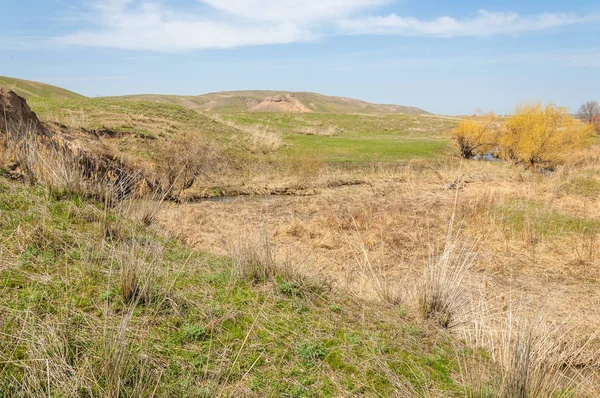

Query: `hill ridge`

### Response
(110, 90, 430, 115)
(0, 76, 85, 100)
(0, 75, 429, 115)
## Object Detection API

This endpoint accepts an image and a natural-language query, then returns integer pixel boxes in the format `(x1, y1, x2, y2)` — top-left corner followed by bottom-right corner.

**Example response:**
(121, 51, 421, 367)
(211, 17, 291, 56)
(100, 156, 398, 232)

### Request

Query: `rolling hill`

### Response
(0, 76, 84, 100)
(0, 75, 429, 115)
(110, 90, 430, 115)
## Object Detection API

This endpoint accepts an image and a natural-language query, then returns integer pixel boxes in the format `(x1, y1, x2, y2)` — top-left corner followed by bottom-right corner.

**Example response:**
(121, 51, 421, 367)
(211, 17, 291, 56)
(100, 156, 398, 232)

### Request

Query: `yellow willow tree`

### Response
(452, 112, 499, 159)
(501, 103, 594, 168)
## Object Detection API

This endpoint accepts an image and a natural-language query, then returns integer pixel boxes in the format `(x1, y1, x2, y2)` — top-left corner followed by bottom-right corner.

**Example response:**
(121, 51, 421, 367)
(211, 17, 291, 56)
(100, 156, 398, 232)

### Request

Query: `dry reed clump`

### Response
(294, 124, 340, 136)
(229, 218, 328, 295)
(344, 222, 404, 305)
(415, 221, 477, 328)
(210, 115, 283, 153)
(117, 239, 163, 305)
(458, 312, 600, 397)
(230, 220, 277, 283)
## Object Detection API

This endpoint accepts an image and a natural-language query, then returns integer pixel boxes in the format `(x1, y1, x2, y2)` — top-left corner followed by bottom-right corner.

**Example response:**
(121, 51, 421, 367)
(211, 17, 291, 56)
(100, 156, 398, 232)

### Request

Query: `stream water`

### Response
(195, 194, 290, 204)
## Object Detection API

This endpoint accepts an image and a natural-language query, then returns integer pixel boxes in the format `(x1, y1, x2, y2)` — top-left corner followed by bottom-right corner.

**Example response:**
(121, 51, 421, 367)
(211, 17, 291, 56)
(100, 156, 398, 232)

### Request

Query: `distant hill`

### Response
(109, 91, 430, 115)
(0, 76, 429, 115)
(0, 76, 84, 100)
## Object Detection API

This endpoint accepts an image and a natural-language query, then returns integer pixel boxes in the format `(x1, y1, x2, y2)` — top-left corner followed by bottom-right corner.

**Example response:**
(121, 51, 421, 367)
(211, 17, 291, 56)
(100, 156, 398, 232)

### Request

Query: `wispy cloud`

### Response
(338, 10, 598, 37)
(198, 0, 390, 22)
(55, 0, 318, 50)
(50, 1, 600, 51)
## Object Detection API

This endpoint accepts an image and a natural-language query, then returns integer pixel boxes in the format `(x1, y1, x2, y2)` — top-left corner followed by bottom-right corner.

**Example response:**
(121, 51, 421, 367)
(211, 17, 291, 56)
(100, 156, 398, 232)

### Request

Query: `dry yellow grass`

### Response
(156, 146, 600, 394)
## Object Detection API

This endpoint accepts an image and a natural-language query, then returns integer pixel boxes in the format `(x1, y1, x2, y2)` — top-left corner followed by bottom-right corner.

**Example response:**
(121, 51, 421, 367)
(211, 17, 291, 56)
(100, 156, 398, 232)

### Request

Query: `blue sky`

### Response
(1, 0, 599, 114)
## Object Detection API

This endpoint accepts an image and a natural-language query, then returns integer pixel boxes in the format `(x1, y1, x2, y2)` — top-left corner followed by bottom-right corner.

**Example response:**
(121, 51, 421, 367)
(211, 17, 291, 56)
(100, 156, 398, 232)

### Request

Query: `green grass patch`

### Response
(220, 112, 452, 162)
(563, 176, 600, 198)
(496, 199, 600, 237)
(283, 133, 447, 162)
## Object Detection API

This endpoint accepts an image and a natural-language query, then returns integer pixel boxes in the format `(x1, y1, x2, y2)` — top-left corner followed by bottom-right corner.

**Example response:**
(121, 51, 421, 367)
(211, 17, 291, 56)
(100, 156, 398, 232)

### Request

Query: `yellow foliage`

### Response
(501, 103, 594, 168)
(452, 112, 499, 158)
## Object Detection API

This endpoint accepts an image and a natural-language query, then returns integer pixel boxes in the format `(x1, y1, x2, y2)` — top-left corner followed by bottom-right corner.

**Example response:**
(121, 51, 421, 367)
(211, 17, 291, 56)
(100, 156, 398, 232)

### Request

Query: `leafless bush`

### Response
(154, 134, 220, 199)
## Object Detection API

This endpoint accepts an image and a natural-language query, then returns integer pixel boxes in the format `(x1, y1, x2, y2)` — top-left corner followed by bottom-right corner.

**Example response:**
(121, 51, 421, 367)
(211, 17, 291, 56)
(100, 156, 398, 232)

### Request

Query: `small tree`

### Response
(577, 101, 600, 126)
(501, 103, 594, 168)
(452, 112, 499, 159)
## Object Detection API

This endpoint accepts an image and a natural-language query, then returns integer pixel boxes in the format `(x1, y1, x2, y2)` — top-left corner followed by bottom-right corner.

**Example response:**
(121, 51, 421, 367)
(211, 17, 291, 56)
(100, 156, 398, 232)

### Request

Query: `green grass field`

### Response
(213, 112, 454, 162)
(282, 134, 448, 162)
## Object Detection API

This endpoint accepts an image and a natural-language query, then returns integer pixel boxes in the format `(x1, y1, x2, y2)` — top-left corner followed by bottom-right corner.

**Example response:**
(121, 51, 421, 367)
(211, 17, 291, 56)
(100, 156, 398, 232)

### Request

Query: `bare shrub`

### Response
(154, 134, 220, 199)
(577, 100, 600, 131)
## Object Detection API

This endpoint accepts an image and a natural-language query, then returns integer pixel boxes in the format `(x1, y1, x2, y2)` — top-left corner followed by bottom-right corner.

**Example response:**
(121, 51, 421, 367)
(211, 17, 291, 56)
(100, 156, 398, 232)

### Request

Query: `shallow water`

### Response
(196, 194, 290, 204)
(473, 153, 502, 162)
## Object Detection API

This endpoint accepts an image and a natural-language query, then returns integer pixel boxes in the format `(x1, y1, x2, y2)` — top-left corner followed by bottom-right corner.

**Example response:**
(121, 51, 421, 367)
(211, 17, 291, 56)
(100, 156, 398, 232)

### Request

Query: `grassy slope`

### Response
(0, 76, 84, 100)
(0, 179, 490, 396)
(26, 97, 454, 164)
(109, 91, 430, 115)
(25, 97, 249, 170)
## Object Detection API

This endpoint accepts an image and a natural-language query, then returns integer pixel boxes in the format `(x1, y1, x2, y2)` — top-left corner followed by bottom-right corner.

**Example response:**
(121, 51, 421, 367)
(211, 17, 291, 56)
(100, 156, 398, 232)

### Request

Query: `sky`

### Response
(1, 0, 599, 115)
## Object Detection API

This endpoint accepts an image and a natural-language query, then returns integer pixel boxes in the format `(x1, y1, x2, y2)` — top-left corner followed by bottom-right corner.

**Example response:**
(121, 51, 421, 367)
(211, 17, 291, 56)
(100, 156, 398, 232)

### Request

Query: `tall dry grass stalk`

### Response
(117, 238, 163, 305)
(459, 311, 600, 397)
(345, 220, 403, 304)
(417, 236, 477, 328)
(229, 215, 328, 296)
(230, 218, 277, 283)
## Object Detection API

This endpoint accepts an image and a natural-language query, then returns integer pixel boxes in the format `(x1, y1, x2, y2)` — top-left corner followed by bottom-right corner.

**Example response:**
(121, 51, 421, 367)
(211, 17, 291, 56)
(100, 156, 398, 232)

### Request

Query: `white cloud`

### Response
(53, 1, 599, 51)
(338, 10, 598, 37)
(197, 0, 390, 22)
(56, 0, 315, 50)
